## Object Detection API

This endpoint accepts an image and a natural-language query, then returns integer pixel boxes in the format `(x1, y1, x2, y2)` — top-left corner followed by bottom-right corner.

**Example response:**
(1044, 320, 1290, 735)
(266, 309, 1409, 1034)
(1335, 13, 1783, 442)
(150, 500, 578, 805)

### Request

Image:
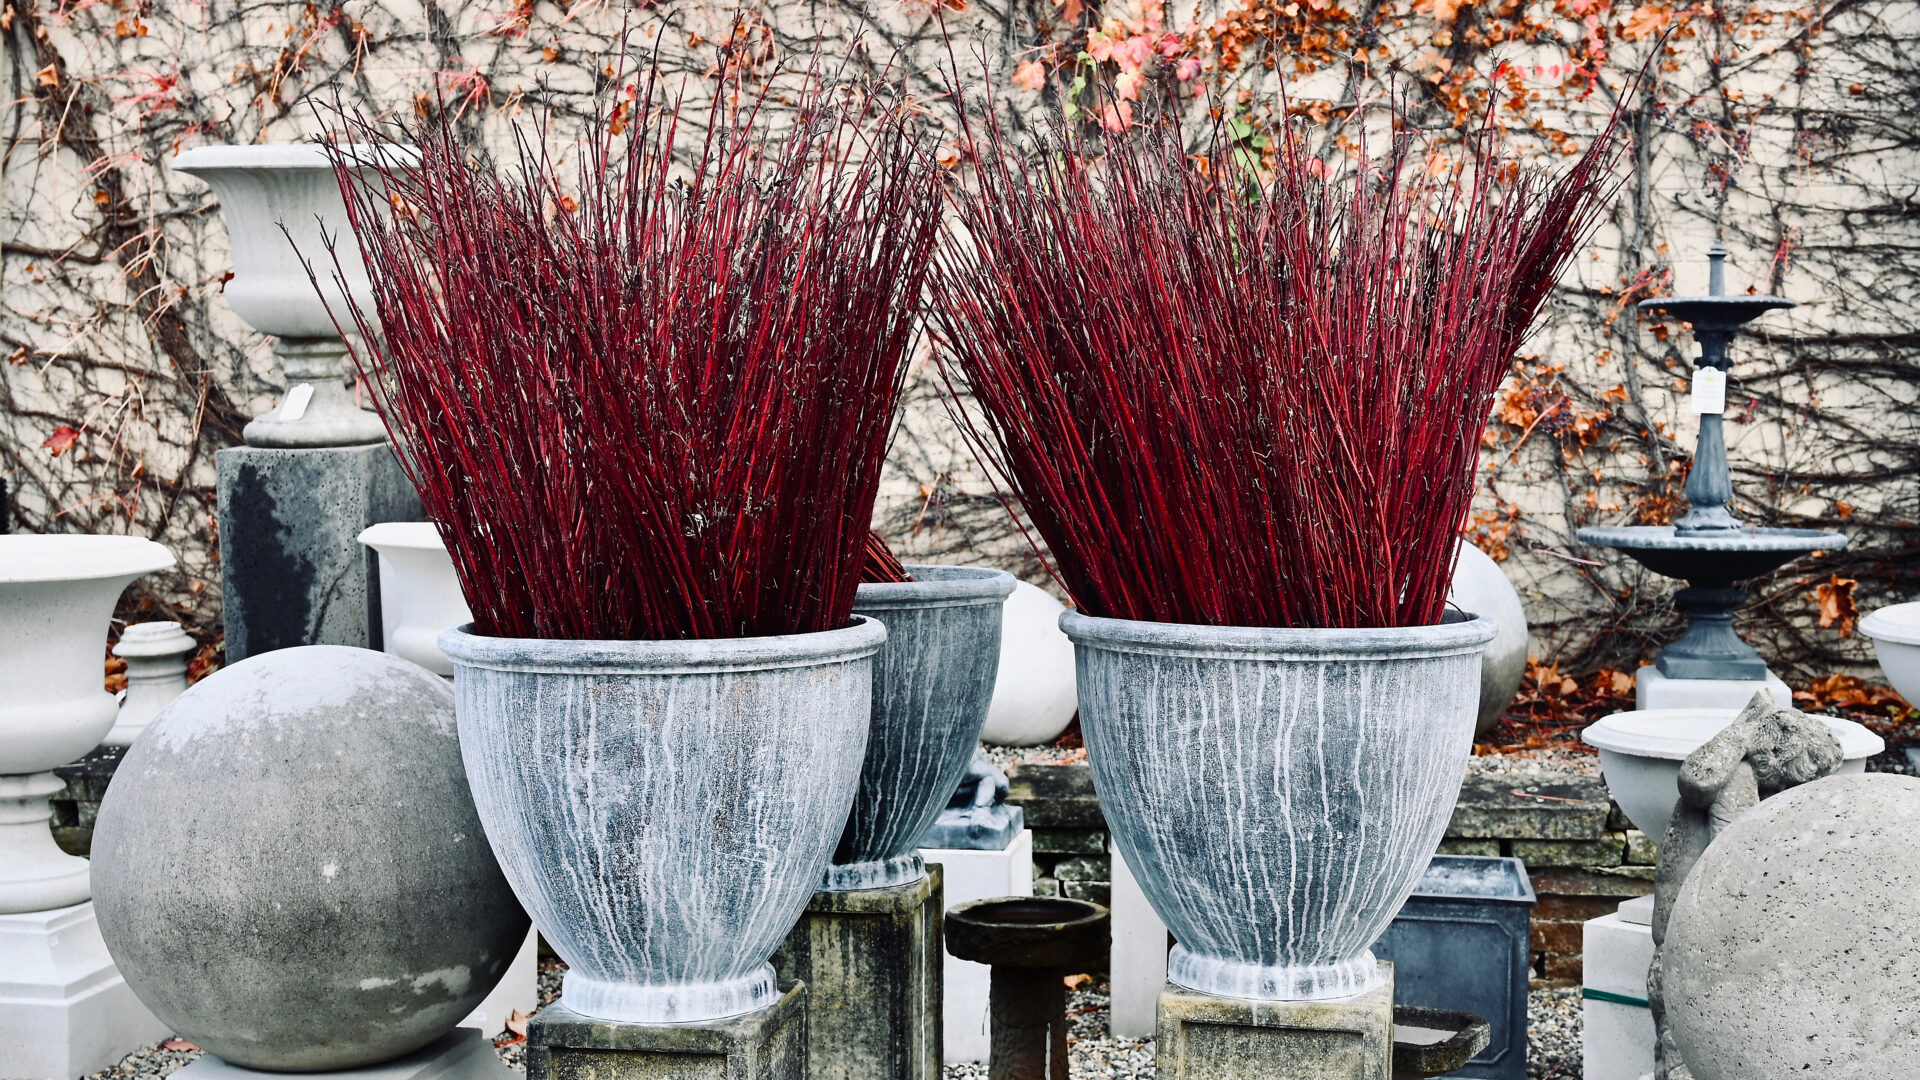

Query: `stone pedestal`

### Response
(772, 868, 941, 1080)
(216, 442, 421, 662)
(526, 984, 807, 1080)
(0, 901, 170, 1079)
(176, 1029, 513, 1080)
(1635, 666, 1790, 711)
(1583, 896, 1656, 1080)
(919, 830, 1033, 1063)
(1108, 839, 1168, 1041)
(460, 927, 540, 1036)
(1155, 962, 1395, 1080)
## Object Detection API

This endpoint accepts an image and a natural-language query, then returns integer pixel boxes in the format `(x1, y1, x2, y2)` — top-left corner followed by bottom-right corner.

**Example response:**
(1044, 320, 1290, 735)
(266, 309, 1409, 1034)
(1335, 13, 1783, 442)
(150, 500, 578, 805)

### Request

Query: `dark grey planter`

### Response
(829, 565, 1014, 890)
(441, 617, 884, 1025)
(1372, 855, 1536, 1080)
(1061, 610, 1497, 1001)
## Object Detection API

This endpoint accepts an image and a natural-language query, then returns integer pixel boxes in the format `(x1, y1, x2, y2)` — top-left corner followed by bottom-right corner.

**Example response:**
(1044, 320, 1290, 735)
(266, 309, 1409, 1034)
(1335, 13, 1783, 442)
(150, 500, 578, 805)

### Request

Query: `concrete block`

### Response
(175, 1030, 513, 1080)
(1512, 835, 1626, 868)
(1053, 856, 1106, 881)
(1436, 838, 1500, 857)
(217, 442, 421, 662)
(1031, 829, 1107, 855)
(1005, 764, 1105, 828)
(1623, 830, 1659, 865)
(1635, 665, 1791, 711)
(1529, 867, 1657, 898)
(526, 987, 807, 1080)
(771, 870, 940, 1080)
(919, 831, 1032, 1064)
(1061, 881, 1110, 905)
(0, 902, 171, 1080)
(1108, 841, 1168, 1041)
(1445, 772, 1613, 840)
(1156, 964, 1394, 1080)
(1581, 905, 1654, 1080)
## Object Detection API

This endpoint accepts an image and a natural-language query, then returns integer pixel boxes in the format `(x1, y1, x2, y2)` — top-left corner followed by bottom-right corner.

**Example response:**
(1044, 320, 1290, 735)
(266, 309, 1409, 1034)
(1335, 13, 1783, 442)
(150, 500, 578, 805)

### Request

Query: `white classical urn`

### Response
(1860, 602, 1920, 708)
(171, 143, 414, 449)
(357, 522, 470, 677)
(0, 534, 173, 913)
(1582, 706, 1883, 836)
(103, 622, 197, 747)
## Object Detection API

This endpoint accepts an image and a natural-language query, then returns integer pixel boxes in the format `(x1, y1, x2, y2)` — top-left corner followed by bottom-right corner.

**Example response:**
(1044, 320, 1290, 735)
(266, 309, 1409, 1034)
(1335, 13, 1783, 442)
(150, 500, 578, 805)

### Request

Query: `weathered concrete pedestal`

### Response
(216, 442, 420, 661)
(527, 984, 808, 1080)
(920, 830, 1033, 1063)
(772, 868, 942, 1080)
(176, 1029, 513, 1080)
(1583, 895, 1655, 1080)
(1635, 666, 1790, 711)
(0, 901, 170, 1079)
(1156, 962, 1396, 1080)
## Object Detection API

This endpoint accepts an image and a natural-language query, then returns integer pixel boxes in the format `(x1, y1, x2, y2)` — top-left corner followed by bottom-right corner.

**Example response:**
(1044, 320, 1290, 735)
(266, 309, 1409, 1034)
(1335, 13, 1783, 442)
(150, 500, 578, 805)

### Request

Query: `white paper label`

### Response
(1691, 368, 1727, 415)
(280, 383, 314, 422)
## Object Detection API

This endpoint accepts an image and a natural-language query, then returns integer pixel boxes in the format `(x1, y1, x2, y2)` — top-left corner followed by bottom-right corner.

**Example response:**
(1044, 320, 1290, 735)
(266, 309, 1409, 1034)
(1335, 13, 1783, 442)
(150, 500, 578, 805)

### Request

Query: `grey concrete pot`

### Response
(440, 617, 884, 1024)
(1061, 610, 1497, 1001)
(828, 566, 1015, 891)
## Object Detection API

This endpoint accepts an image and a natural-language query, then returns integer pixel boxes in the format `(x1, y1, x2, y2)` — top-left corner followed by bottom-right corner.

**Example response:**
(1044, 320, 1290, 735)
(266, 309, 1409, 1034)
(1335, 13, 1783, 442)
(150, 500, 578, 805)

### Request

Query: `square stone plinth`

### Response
(1156, 963, 1395, 1080)
(771, 868, 942, 1080)
(0, 901, 171, 1080)
(1635, 666, 1790, 711)
(217, 442, 420, 662)
(175, 1029, 513, 1080)
(526, 984, 807, 1080)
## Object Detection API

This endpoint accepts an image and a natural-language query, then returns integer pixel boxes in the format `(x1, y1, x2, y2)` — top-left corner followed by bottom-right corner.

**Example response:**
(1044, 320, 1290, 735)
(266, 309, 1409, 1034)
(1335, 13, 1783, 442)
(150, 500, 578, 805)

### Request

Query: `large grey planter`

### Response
(1061, 610, 1497, 1001)
(828, 565, 1015, 891)
(440, 617, 885, 1024)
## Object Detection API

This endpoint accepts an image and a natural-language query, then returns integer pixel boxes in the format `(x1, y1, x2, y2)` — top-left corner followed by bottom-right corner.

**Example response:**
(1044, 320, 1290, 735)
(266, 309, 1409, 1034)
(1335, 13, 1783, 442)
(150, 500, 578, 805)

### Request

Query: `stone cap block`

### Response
(1445, 771, 1612, 840)
(1006, 763, 1107, 828)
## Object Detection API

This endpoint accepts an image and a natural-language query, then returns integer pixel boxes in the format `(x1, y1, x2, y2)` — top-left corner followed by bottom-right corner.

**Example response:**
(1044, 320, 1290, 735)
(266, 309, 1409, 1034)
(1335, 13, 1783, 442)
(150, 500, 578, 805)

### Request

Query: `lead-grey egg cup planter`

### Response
(828, 565, 1016, 891)
(1061, 610, 1497, 1002)
(440, 617, 885, 1025)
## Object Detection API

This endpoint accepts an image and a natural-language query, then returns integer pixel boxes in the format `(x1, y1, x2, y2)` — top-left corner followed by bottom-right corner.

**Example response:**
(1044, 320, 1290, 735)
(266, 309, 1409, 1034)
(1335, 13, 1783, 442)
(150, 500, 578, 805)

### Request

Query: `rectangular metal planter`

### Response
(1371, 855, 1535, 1080)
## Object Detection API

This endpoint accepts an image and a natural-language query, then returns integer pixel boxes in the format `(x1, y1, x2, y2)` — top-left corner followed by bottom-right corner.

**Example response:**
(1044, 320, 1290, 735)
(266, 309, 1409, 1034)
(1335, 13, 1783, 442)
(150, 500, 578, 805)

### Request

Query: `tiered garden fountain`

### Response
(1578, 244, 1847, 709)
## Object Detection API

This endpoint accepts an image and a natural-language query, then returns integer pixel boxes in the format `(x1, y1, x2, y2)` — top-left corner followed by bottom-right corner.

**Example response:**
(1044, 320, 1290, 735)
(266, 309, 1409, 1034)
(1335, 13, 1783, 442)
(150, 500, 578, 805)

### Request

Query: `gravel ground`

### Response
(982, 741, 1087, 768)
(1469, 747, 1601, 776)
(85, 971, 1583, 1079)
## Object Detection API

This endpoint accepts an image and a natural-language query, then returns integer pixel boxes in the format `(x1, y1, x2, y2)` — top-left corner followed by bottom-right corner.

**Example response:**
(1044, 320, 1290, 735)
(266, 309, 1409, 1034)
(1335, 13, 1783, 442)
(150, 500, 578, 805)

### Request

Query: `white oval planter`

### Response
(440, 618, 883, 1024)
(357, 522, 471, 677)
(1859, 602, 1920, 708)
(0, 534, 173, 913)
(103, 621, 197, 747)
(978, 580, 1078, 746)
(1582, 707, 1883, 836)
(830, 566, 1014, 890)
(1447, 541, 1529, 736)
(1063, 610, 1497, 1001)
(171, 144, 415, 448)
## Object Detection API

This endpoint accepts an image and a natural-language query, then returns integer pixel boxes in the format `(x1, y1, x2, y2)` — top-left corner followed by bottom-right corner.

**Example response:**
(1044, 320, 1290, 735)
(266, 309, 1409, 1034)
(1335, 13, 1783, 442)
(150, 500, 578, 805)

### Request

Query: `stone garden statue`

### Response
(1648, 690, 1845, 1080)
(920, 747, 1024, 849)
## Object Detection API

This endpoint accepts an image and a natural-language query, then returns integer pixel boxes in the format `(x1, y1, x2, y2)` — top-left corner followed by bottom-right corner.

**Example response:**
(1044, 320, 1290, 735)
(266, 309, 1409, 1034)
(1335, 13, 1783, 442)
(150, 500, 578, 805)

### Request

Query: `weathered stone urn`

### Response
(826, 565, 1014, 890)
(441, 618, 883, 1023)
(1061, 610, 1496, 1001)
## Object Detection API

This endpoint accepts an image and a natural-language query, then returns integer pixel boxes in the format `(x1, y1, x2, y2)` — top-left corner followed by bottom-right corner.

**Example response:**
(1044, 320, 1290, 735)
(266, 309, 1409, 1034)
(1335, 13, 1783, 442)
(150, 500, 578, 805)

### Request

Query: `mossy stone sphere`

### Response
(92, 645, 529, 1070)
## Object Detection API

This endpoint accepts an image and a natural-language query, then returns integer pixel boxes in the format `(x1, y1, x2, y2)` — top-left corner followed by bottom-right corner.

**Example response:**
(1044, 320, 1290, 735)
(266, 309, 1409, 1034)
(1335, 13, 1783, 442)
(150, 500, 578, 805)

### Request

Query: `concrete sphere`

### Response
(92, 646, 529, 1071)
(1665, 773, 1920, 1080)
(978, 581, 1078, 746)
(1446, 541, 1529, 736)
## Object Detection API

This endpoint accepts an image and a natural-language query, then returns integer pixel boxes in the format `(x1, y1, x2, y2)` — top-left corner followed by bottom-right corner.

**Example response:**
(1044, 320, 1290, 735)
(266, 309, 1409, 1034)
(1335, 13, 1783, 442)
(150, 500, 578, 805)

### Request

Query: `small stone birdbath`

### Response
(945, 897, 1109, 1080)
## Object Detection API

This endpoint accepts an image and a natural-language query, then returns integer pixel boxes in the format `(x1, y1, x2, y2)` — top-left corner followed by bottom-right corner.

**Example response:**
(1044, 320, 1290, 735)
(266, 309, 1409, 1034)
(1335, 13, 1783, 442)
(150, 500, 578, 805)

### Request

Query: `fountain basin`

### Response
(1577, 525, 1845, 583)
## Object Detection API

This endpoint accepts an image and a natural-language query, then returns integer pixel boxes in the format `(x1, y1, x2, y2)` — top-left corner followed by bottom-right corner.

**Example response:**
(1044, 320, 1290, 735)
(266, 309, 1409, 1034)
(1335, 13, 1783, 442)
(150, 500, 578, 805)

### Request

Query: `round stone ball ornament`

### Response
(1663, 773, 1920, 1079)
(91, 646, 530, 1071)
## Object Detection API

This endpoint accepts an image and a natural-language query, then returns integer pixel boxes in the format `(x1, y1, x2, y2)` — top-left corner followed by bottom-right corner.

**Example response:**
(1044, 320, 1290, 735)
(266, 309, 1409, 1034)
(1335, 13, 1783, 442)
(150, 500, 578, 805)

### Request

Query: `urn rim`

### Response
(1059, 608, 1497, 662)
(0, 534, 175, 584)
(853, 564, 1016, 611)
(438, 614, 886, 675)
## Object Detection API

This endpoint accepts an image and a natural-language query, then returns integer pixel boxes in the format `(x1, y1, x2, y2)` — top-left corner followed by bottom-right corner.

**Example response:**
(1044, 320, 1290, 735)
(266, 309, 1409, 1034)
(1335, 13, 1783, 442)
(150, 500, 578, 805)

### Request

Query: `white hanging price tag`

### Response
(1691, 368, 1727, 415)
(280, 383, 314, 422)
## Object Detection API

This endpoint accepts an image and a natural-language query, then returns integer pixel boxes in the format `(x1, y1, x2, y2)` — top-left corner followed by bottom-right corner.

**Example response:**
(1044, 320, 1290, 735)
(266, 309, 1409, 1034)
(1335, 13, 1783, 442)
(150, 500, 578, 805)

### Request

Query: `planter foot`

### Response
(1168, 945, 1384, 1002)
(529, 982, 807, 1080)
(1156, 960, 1396, 1080)
(0, 773, 93, 914)
(561, 964, 779, 1025)
(821, 851, 927, 892)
